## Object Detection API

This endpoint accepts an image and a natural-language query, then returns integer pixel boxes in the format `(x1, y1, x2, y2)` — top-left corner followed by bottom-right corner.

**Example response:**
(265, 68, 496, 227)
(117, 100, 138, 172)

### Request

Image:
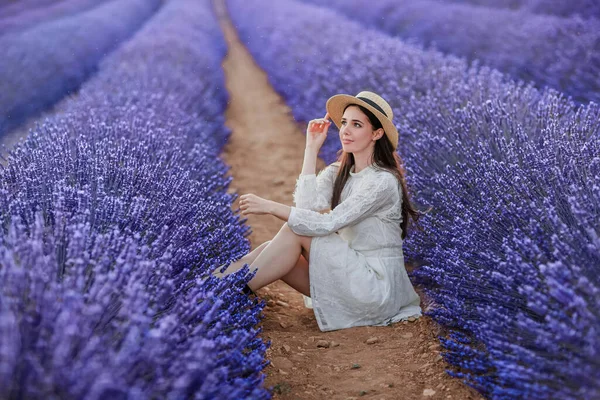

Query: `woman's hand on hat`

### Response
(239, 193, 272, 216)
(306, 113, 331, 151)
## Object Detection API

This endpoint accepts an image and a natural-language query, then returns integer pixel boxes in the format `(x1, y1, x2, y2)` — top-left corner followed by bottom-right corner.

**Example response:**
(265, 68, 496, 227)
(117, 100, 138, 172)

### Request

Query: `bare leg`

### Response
(216, 239, 310, 295)
(280, 254, 310, 296)
(247, 223, 312, 292)
(212, 240, 271, 278)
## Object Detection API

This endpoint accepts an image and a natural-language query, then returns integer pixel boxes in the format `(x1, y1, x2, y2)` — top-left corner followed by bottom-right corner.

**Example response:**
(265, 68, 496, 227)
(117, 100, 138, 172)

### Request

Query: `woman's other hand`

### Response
(239, 193, 272, 215)
(306, 112, 331, 151)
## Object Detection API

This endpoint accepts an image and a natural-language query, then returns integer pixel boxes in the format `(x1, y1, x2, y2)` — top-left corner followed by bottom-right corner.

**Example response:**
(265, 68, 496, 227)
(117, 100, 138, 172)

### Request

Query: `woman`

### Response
(214, 91, 422, 332)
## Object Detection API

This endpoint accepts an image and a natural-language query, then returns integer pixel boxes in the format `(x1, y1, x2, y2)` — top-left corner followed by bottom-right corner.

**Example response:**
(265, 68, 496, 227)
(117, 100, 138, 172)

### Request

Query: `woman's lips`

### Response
(342, 139, 353, 144)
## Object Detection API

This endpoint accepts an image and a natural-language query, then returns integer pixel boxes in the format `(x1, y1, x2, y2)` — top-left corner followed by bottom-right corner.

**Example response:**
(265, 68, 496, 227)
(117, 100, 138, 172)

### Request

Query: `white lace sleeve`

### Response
(288, 172, 398, 236)
(292, 163, 339, 211)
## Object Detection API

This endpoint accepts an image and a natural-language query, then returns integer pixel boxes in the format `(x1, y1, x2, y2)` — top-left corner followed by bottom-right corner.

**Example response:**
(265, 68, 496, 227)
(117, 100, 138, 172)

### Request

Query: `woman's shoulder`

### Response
(372, 167, 400, 187)
(315, 162, 340, 178)
(371, 165, 394, 177)
(322, 162, 341, 173)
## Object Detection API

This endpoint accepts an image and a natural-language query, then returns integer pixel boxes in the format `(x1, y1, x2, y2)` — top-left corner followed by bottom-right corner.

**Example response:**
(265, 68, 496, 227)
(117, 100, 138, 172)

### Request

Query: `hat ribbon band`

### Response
(357, 96, 388, 118)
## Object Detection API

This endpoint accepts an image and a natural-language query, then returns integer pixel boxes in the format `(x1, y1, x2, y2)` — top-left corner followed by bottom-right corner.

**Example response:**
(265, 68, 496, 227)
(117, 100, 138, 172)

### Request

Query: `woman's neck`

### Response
(352, 149, 374, 173)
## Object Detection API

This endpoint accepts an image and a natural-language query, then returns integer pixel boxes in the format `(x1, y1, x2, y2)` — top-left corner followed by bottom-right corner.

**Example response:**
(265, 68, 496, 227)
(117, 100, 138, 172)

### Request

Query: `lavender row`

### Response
(0, 0, 161, 137)
(406, 99, 600, 399)
(0, 0, 105, 36)
(440, 0, 600, 19)
(301, 0, 600, 104)
(227, 0, 600, 398)
(0, 0, 271, 398)
(0, 131, 267, 399)
(0, 0, 56, 17)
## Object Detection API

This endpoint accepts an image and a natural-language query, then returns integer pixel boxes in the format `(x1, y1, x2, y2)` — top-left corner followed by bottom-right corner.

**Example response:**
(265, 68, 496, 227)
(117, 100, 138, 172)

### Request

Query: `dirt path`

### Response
(219, 2, 484, 399)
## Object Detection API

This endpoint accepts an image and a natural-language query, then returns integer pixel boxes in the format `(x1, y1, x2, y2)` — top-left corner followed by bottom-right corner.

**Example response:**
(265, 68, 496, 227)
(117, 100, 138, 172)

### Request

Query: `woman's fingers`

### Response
(316, 116, 330, 124)
(309, 118, 330, 131)
(318, 120, 330, 132)
(240, 196, 254, 215)
(307, 116, 331, 140)
(319, 115, 331, 129)
(239, 195, 249, 214)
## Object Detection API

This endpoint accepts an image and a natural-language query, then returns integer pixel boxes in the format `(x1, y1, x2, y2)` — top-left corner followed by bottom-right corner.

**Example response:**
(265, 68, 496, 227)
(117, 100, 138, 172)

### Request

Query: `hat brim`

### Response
(325, 94, 398, 150)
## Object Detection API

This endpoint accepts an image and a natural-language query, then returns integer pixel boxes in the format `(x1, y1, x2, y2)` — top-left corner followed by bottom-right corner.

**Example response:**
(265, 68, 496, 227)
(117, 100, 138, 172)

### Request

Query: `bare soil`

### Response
(216, 2, 485, 399)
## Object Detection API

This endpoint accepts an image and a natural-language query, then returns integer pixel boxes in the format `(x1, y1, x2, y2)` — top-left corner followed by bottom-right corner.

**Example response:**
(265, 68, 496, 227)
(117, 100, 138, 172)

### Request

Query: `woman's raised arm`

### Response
(301, 112, 330, 175)
(293, 113, 336, 211)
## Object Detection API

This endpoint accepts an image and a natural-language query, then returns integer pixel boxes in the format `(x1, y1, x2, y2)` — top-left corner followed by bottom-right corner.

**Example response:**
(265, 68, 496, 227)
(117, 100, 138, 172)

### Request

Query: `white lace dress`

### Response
(288, 162, 422, 332)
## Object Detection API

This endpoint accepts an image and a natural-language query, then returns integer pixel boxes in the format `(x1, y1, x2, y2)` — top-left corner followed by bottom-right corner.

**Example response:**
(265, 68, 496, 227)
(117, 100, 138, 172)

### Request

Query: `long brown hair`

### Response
(330, 104, 421, 239)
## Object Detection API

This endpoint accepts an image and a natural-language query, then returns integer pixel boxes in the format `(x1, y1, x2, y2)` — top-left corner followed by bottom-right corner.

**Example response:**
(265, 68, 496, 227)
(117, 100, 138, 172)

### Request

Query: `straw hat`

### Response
(326, 91, 398, 150)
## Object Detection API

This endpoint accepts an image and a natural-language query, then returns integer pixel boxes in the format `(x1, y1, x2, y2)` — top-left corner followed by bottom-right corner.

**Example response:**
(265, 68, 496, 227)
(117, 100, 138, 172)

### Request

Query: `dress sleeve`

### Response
(292, 163, 339, 212)
(287, 172, 398, 237)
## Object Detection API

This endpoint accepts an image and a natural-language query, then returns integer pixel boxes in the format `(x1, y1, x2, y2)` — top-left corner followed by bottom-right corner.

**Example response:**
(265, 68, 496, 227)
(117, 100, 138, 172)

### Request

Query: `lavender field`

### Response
(228, 0, 599, 398)
(301, 0, 600, 103)
(0, 0, 161, 136)
(0, 0, 598, 398)
(0, 0, 105, 36)
(438, 0, 600, 18)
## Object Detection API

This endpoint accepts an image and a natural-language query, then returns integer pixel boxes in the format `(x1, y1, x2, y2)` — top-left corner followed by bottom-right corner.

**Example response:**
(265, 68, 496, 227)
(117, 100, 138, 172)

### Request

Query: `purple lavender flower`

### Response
(439, 0, 600, 19)
(1, 129, 269, 399)
(0, 0, 57, 18)
(300, 0, 600, 104)
(0, 0, 107, 36)
(0, 0, 161, 136)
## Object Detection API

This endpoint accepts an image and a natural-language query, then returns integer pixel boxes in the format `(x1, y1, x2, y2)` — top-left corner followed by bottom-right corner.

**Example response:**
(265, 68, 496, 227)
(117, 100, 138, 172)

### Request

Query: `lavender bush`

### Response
(0, 0, 106, 36)
(0, 0, 161, 137)
(440, 0, 600, 19)
(301, 0, 600, 104)
(407, 98, 600, 399)
(227, 0, 600, 398)
(0, 0, 57, 17)
(0, 0, 272, 397)
(59, 0, 230, 154)
(0, 129, 268, 399)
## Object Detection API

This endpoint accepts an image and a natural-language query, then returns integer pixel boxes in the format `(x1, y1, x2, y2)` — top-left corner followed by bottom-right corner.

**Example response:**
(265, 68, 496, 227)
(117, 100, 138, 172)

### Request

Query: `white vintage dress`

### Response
(287, 162, 422, 332)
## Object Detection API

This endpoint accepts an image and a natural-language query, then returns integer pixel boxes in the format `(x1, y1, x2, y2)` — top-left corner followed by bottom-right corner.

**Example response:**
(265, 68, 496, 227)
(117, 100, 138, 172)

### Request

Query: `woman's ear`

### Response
(373, 128, 385, 140)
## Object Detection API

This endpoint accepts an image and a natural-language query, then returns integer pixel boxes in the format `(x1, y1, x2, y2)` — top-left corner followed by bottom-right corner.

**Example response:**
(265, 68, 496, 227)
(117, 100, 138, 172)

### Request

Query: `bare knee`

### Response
(258, 240, 271, 250)
(277, 222, 311, 255)
(278, 222, 293, 233)
(274, 223, 300, 241)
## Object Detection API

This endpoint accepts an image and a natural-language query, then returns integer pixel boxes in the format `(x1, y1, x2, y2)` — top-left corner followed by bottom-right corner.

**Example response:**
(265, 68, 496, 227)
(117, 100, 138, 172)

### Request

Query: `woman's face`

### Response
(339, 105, 384, 154)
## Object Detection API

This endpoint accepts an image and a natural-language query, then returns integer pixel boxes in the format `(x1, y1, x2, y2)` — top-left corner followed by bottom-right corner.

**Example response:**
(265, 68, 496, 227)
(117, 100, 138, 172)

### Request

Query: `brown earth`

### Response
(215, 2, 485, 400)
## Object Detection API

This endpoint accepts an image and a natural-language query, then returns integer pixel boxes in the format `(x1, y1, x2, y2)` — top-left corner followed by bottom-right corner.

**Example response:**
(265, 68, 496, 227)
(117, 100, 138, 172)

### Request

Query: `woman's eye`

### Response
(341, 121, 346, 125)
(354, 123, 361, 127)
